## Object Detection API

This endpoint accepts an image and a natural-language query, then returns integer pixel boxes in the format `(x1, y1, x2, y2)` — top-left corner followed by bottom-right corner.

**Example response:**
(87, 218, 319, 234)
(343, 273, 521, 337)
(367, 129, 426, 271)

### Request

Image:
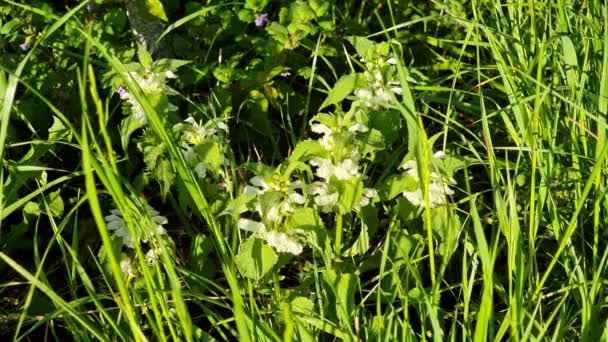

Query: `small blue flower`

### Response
(255, 13, 269, 27)
(86, 2, 95, 12)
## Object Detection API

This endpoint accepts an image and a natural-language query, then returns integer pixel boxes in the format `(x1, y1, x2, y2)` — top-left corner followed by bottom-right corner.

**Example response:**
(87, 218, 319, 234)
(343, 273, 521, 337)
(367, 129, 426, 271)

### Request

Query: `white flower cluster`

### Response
(117, 70, 177, 124)
(401, 152, 456, 208)
(175, 116, 230, 179)
(307, 120, 377, 212)
(238, 175, 306, 255)
(354, 57, 402, 107)
(104, 205, 168, 248)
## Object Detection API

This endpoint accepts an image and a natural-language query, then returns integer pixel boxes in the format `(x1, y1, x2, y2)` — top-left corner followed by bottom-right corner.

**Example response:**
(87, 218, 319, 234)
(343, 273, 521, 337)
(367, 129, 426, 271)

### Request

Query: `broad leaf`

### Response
(236, 237, 278, 281)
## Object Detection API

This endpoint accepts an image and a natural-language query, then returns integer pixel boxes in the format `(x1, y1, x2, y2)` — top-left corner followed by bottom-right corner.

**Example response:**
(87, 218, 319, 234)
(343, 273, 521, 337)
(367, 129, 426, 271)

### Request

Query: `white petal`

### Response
(266, 204, 281, 222)
(249, 176, 268, 189)
(288, 192, 305, 205)
(348, 123, 369, 132)
(390, 87, 403, 95)
(164, 70, 177, 79)
(264, 231, 303, 255)
(310, 123, 332, 136)
(386, 57, 397, 65)
(194, 162, 207, 179)
(433, 151, 447, 159)
(314, 192, 338, 207)
(238, 219, 265, 233)
(244, 185, 261, 195)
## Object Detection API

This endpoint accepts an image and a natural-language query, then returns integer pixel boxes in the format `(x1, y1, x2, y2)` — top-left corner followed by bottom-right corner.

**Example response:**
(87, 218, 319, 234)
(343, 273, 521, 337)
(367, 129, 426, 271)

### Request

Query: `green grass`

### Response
(1, 0, 608, 341)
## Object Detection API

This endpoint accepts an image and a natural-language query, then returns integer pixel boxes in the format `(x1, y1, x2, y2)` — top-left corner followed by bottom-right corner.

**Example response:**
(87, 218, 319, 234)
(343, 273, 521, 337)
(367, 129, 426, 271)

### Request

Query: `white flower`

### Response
(358, 187, 378, 207)
(238, 219, 303, 255)
(307, 181, 338, 211)
(400, 160, 455, 208)
(311, 123, 334, 149)
(310, 158, 359, 181)
(348, 123, 369, 133)
(145, 248, 159, 266)
(244, 175, 270, 195)
(120, 254, 136, 280)
(194, 162, 207, 179)
(265, 231, 303, 255)
(104, 206, 168, 248)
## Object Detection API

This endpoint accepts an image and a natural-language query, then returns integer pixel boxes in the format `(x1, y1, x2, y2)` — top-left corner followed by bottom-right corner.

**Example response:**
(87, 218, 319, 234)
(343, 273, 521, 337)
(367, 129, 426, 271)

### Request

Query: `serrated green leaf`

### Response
(140, 0, 168, 21)
(197, 142, 222, 175)
(309, 0, 330, 17)
(319, 73, 361, 110)
(377, 174, 414, 201)
(357, 128, 385, 156)
(322, 270, 357, 329)
(344, 206, 378, 256)
(43, 189, 63, 217)
(288, 139, 329, 163)
(120, 113, 146, 151)
(332, 176, 363, 214)
(236, 237, 278, 281)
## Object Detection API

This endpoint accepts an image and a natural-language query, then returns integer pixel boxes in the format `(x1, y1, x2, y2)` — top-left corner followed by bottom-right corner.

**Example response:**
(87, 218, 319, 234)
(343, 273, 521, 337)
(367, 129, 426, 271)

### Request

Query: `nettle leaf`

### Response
(236, 237, 278, 281)
(153, 59, 192, 73)
(241, 163, 275, 179)
(48, 116, 71, 142)
(285, 207, 323, 231)
(369, 110, 403, 145)
(245, 0, 269, 11)
(344, 206, 378, 256)
(136, 43, 153, 68)
(332, 176, 364, 214)
(197, 142, 222, 175)
(322, 269, 357, 328)
(395, 197, 421, 222)
(155, 159, 175, 199)
(266, 23, 290, 46)
(120, 114, 146, 151)
(286, 207, 332, 263)
(377, 174, 417, 201)
(346, 36, 375, 60)
(357, 128, 385, 157)
(289, 1, 315, 22)
(42, 189, 64, 217)
(139, 0, 168, 21)
(320, 73, 362, 110)
(258, 191, 284, 216)
(311, 113, 337, 128)
(289, 139, 329, 163)
(309, 0, 330, 17)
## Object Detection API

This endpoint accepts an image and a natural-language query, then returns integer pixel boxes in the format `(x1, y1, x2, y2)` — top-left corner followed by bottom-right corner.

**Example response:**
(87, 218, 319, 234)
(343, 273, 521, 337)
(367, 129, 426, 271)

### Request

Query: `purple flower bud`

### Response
(19, 41, 30, 52)
(280, 70, 291, 78)
(255, 13, 269, 27)
(116, 85, 127, 98)
(86, 2, 95, 12)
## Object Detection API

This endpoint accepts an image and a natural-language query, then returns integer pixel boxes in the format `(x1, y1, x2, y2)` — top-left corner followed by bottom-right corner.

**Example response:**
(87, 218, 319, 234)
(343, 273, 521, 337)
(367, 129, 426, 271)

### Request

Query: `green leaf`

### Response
(346, 36, 375, 60)
(120, 113, 146, 151)
(236, 237, 278, 281)
(332, 176, 363, 214)
(140, 0, 168, 21)
(369, 110, 403, 145)
(289, 1, 315, 23)
(136, 43, 153, 68)
(309, 0, 330, 17)
(43, 189, 64, 217)
(153, 59, 192, 73)
(266, 23, 290, 47)
(319, 73, 361, 110)
(285, 207, 324, 231)
(357, 128, 385, 157)
(377, 174, 415, 201)
(322, 270, 357, 330)
(245, 0, 270, 11)
(288, 139, 329, 163)
(197, 142, 223, 175)
(344, 206, 378, 256)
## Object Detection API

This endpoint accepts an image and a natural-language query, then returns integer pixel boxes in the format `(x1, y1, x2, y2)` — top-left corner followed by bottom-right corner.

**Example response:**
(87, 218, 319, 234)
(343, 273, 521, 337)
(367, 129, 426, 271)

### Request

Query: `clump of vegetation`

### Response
(1, 0, 608, 340)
